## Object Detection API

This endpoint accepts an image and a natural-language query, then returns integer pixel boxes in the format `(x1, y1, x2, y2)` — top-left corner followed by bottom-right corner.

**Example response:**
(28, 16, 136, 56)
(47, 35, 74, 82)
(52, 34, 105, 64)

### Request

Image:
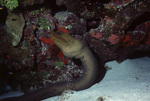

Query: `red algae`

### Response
(40, 37, 54, 45)
(57, 27, 69, 34)
(108, 34, 120, 45)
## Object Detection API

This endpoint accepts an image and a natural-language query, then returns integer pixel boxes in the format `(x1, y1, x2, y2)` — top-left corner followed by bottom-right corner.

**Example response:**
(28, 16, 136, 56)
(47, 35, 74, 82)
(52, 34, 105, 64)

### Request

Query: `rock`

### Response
(6, 12, 25, 46)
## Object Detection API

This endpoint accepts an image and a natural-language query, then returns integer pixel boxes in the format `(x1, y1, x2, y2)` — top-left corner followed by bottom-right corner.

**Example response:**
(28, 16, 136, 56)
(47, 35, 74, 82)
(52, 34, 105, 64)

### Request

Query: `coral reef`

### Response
(0, 0, 150, 99)
(86, 0, 150, 62)
(54, 11, 87, 35)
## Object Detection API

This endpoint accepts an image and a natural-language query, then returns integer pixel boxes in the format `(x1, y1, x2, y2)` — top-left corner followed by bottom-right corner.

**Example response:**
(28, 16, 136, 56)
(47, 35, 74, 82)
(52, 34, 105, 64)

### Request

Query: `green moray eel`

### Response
(1, 31, 98, 101)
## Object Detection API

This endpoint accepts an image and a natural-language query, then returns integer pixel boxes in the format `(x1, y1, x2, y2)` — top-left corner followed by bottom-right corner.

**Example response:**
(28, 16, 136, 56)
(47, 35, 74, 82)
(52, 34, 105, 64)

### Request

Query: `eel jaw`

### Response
(50, 31, 84, 58)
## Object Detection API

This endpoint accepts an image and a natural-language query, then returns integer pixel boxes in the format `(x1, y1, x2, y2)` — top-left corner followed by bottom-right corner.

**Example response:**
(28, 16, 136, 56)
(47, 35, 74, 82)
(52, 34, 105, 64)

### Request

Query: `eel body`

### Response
(1, 32, 98, 101)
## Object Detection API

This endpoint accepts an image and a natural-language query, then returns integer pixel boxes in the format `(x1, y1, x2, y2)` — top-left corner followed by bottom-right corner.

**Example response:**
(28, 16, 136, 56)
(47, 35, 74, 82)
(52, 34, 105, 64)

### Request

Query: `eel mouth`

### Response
(50, 31, 73, 47)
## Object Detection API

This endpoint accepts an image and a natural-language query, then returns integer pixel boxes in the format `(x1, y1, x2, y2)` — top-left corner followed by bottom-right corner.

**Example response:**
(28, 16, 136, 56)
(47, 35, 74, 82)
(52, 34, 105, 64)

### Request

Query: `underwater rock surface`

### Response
(6, 12, 25, 46)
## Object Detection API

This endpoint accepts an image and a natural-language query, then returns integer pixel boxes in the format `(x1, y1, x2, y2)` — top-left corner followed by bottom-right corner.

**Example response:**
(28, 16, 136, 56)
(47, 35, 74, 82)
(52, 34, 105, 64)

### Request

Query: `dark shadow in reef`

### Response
(125, 12, 150, 32)
(11, 0, 67, 16)
(0, 8, 8, 24)
(128, 50, 150, 59)
(0, 64, 18, 95)
(44, 0, 67, 16)
(124, 12, 150, 60)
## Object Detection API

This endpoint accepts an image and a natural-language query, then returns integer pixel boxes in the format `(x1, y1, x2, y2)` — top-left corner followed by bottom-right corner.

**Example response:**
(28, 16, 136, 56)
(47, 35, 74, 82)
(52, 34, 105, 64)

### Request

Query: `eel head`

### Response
(50, 31, 84, 58)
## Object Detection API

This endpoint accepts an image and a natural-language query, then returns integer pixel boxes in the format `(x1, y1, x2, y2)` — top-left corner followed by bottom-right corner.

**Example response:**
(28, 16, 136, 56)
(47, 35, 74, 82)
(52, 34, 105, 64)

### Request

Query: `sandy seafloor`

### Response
(0, 57, 150, 101)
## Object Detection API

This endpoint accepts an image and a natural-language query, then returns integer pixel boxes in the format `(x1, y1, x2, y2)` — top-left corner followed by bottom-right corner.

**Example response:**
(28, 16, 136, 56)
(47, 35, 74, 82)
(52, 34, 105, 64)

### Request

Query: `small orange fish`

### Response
(0, 7, 3, 10)
(32, 25, 36, 30)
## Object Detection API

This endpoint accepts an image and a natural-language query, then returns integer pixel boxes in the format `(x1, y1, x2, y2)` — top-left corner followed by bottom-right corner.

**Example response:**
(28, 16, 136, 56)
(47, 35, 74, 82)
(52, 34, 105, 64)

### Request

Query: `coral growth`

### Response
(0, 0, 18, 11)
(0, 0, 150, 94)
(54, 11, 87, 35)
(91, 33, 102, 39)
(108, 34, 120, 45)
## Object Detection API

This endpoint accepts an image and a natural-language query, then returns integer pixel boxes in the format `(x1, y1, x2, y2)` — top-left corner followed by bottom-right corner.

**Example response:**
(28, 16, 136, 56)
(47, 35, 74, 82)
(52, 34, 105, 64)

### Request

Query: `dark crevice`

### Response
(128, 50, 150, 59)
(125, 12, 150, 32)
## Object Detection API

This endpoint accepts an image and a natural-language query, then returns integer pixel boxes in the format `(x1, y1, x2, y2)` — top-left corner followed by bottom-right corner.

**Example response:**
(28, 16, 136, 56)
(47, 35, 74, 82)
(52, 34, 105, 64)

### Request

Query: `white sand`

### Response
(43, 57, 150, 101)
